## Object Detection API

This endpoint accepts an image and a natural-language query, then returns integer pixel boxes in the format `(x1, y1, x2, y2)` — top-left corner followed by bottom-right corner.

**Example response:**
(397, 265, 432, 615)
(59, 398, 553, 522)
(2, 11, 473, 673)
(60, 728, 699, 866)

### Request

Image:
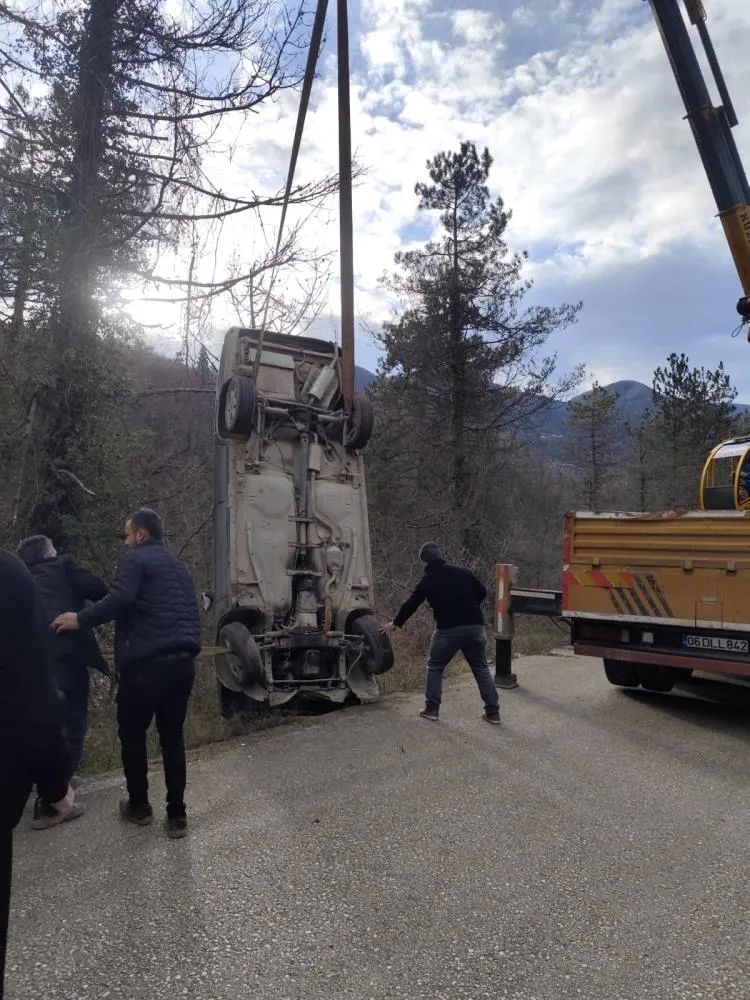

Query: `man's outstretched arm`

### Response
(381, 580, 427, 635)
(53, 553, 143, 631)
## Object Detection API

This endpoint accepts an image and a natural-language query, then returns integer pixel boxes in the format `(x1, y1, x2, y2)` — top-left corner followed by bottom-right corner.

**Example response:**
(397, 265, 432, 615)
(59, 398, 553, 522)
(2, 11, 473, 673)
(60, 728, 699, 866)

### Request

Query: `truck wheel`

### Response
(603, 658, 639, 688)
(637, 664, 676, 693)
(217, 375, 257, 439)
(344, 394, 374, 451)
(216, 621, 264, 690)
(350, 614, 394, 675)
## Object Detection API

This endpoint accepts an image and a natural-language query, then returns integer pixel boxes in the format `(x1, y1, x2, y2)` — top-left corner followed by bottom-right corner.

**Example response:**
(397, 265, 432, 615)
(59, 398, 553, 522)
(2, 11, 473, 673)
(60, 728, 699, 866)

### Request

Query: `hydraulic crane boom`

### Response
(646, 0, 750, 334)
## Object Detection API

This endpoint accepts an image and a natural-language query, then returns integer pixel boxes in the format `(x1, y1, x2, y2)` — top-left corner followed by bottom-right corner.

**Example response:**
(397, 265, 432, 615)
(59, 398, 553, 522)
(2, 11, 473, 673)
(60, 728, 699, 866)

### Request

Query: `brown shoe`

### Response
(419, 707, 439, 721)
(32, 788, 85, 830)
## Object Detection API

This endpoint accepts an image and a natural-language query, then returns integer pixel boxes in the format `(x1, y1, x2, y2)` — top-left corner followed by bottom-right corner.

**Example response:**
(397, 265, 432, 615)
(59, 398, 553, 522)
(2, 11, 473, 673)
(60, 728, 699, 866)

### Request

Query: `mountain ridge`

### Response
(355, 368, 750, 461)
(355, 368, 750, 426)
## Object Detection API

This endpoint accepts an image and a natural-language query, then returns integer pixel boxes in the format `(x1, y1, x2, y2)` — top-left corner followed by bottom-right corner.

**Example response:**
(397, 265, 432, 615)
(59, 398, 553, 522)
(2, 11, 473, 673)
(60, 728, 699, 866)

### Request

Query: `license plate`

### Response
(682, 634, 748, 654)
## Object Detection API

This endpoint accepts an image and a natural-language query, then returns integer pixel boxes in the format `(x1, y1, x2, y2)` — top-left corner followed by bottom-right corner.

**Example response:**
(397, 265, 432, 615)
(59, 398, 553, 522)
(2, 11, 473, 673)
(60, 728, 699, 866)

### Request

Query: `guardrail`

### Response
(493, 563, 564, 690)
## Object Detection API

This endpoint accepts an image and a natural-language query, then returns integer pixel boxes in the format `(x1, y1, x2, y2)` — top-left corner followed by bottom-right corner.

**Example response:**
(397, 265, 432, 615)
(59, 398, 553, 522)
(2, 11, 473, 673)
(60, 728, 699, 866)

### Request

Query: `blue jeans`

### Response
(425, 625, 499, 713)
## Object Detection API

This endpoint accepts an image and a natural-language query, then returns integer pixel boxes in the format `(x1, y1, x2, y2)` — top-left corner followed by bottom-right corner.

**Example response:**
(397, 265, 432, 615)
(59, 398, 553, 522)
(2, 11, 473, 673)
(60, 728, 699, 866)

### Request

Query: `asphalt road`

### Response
(6, 653, 750, 1000)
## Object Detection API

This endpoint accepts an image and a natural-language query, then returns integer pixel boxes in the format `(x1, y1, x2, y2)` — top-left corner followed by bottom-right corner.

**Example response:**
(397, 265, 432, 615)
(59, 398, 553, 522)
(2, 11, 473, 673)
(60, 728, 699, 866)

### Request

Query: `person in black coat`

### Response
(16, 535, 109, 783)
(54, 508, 201, 840)
(381, 542, 501, 724)
(0, 551, 84, 999)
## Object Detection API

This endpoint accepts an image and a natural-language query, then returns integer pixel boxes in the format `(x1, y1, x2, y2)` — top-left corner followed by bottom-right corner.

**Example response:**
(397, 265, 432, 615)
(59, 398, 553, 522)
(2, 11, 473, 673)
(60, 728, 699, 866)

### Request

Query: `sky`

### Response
(131, 0, 750, 399)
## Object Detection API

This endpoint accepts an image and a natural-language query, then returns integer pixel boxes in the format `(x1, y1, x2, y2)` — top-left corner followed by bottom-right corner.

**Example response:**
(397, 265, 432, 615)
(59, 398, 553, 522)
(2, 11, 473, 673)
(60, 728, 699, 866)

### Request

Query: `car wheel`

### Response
(217, 375, 257, 439)
(350, 614, 394, 675)
(216, 621, 264, 691)
(344, 394, 374, 451)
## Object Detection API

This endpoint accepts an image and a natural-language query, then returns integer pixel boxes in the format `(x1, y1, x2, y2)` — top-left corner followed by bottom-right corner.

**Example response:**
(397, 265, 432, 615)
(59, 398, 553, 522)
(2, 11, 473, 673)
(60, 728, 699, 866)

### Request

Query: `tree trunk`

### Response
(447, 190, 476, 555)
(8, 269, 28, 343)
(57, 0, 117, 350)
(28, 0, 118, 542)
(184, 242, 197, 367)
(11, 394, 38, 534)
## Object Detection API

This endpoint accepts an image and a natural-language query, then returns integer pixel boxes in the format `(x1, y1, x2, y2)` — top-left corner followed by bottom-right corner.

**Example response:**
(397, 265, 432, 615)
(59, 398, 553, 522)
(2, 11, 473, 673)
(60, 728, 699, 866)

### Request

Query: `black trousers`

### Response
(1, 731, 69, 1000)
(116, 654, 195, 818)
(54, 658, 90, 777)
(0, 826, 10, 1000)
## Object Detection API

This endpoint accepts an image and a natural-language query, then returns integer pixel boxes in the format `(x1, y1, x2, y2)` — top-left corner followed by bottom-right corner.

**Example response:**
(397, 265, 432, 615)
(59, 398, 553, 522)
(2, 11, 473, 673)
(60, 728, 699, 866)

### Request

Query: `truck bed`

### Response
(563, 510, 750, 631)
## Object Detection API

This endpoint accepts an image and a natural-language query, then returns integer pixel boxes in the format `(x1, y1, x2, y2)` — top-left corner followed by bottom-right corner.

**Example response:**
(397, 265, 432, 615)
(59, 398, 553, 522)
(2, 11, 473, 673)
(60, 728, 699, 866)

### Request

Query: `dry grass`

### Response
(80, 617, 565, 775)
(513, 615, 570, 656)
(80, 658, 284, 776)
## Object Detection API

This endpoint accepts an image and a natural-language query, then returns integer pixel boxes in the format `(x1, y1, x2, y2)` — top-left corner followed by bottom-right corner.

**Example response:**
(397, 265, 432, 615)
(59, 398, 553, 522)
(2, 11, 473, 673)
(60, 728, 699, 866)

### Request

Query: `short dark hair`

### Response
(16, 534, 54, 566)
(419, 542, 443, 564)
(128, 508, 164, 541)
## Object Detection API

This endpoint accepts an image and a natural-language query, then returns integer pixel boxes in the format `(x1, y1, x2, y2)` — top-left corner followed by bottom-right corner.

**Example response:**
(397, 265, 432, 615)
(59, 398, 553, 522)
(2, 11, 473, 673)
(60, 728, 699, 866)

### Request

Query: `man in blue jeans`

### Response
(382, 543, 500, 724)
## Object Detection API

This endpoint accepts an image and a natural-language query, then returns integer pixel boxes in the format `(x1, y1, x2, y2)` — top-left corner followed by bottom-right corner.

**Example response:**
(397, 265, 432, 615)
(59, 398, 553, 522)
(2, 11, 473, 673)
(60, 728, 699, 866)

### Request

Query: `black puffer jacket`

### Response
(26, 555, 109, 673)
(78, 539, 201, 670)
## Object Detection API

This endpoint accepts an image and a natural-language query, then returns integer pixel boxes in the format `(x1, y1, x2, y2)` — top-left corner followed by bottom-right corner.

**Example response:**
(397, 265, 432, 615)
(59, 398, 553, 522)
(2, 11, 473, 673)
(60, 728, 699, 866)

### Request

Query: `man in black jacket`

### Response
(53, 509, 201, 839)
(382, 543, 500, 724)
(16, 535, 109, 792)
(1, 551, 83, 998)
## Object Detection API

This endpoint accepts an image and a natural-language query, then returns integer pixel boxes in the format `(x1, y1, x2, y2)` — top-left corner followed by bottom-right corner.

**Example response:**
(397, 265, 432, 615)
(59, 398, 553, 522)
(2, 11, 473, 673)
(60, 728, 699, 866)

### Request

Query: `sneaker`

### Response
(119, 798, 154, 826)
(483, 710, 501, 726)
(32, 800, 85, 830)
(419, 706, 439, 721)
(164, 815, 188, 840)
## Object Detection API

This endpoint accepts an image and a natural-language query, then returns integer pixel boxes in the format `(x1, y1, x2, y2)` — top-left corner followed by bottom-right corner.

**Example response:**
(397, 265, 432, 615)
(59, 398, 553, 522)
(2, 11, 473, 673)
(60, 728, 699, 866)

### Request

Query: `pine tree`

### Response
(566, 382, 621, 510)
(648, 353, 737, 507)
(369, 141, 582, 565)
(195, 344, 215, 386)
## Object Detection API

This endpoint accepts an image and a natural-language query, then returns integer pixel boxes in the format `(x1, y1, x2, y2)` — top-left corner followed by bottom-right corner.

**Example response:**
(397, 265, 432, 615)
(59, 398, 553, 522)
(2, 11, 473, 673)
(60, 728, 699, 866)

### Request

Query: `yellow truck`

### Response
(563, 509, 750, 691)
(559, 437, 750, 690)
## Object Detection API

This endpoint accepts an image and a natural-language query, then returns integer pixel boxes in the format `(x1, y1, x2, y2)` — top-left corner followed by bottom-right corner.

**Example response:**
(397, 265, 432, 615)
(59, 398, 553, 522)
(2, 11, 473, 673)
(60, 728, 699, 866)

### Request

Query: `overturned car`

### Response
(211, 327, 394, 716)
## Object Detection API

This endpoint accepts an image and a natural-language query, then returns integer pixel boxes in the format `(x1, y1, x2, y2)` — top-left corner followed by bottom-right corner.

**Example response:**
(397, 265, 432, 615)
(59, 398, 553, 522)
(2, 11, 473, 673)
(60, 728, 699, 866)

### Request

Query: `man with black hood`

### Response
(0, 550, 83, 999)
(381, 542, 501, 724)
(16, 535, 109, 793)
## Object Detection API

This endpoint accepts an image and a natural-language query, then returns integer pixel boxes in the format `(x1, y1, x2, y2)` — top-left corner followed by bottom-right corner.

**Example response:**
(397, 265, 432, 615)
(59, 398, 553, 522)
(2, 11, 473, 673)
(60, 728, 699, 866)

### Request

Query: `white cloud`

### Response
(452, 9, 505, 46)
(511, 6, 536, 29)
(139, 0, 750, 389)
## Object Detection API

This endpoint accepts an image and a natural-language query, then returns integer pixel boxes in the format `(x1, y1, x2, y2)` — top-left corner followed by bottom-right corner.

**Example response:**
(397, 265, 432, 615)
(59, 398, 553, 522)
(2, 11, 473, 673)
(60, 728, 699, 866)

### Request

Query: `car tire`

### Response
(350, 614, 394, 675)
(216, 621, 264, 691)
(217, 375, 257, 440)
(344, 394, 374, 451)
